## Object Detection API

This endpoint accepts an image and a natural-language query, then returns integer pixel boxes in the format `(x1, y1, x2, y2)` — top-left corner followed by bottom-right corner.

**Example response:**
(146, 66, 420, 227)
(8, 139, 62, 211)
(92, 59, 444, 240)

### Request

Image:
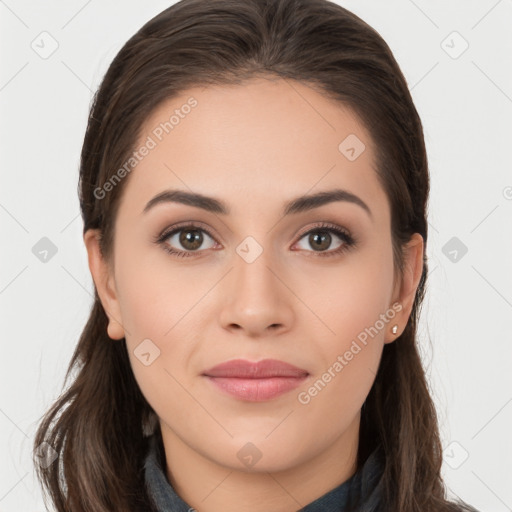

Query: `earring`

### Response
(391, 324, 398, 334)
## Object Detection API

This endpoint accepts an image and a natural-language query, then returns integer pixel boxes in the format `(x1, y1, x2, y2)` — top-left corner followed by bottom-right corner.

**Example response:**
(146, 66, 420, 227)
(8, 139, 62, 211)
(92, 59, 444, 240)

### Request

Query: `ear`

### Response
(385, 233, 424, 344)
(83, 229, 125, 340)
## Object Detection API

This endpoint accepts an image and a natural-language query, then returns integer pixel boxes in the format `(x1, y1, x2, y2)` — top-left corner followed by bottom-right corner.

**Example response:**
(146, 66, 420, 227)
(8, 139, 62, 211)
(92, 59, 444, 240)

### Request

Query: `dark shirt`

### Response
(143, 432, 386, 511)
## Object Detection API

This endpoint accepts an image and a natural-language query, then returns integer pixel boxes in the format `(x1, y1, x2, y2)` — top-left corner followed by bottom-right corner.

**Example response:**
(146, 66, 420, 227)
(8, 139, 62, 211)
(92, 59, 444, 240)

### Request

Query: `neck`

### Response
(159, 413, 361, 512)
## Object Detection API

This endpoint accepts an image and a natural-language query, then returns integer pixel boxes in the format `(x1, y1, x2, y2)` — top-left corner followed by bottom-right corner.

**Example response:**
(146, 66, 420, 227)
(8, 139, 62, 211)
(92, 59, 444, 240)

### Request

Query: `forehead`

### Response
(118, 77, 389, 220)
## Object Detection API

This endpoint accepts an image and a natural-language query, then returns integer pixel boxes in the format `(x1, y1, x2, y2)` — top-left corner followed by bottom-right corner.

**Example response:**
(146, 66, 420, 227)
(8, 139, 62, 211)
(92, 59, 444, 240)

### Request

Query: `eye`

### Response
(293, 222, 356, 257)
(154, 221, 357, 259)
(155, 223, 218, 258)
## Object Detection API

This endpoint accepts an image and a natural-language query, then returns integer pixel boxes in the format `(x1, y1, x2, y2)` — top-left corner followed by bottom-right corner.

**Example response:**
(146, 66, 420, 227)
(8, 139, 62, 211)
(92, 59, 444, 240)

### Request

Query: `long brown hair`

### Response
(33, 0, 479, 510)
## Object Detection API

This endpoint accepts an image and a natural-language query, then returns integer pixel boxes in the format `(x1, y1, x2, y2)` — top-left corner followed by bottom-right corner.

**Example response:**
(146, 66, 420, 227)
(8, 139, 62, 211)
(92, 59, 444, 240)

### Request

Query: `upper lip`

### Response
(202, 358, 309, 378)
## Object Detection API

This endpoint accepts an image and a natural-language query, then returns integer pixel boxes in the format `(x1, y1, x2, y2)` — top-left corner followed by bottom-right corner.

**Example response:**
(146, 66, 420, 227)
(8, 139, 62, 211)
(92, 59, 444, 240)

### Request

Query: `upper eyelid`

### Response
(160, 221, 217, 240)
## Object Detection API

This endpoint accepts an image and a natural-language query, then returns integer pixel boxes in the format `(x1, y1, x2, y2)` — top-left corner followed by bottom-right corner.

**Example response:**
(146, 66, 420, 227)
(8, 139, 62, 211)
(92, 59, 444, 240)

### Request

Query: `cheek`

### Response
(296, 280, 388, 433)
(300, 248, 394, 346)
(114, 246, 207, 402)
(117, 263, 196, 422)
(296, 247, 393, 403)
(114, 238, 200, 339)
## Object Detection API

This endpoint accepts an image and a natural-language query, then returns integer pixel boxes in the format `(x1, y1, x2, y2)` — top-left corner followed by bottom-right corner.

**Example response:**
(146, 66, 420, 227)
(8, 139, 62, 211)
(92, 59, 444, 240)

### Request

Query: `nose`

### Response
(218, 249, 295, 337)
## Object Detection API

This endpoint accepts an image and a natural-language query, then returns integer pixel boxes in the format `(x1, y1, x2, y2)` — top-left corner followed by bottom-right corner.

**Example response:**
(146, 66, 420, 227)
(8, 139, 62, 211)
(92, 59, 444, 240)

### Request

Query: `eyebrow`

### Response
(142, 188, 373, 220)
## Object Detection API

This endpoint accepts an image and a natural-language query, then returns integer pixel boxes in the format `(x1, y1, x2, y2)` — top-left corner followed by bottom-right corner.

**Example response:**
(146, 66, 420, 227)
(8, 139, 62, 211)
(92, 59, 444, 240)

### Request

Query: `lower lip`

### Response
(204, 375, 308, 402)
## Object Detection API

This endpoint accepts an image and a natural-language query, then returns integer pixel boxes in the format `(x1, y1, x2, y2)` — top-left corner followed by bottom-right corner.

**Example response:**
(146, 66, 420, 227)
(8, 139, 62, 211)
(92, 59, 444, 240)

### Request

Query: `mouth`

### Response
(202, 358, 309, 378)
(202, 358, 309, 402)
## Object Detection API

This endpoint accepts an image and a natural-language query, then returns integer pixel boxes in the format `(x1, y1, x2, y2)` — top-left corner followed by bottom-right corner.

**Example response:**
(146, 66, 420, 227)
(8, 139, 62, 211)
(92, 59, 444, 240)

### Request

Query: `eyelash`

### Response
(154, 221, 357, 259)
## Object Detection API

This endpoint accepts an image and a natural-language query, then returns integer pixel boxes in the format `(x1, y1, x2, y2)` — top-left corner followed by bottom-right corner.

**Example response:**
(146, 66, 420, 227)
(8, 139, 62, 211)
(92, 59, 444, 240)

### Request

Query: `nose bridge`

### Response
(232, 238, 281, 305)
(218, 237, 294, 334)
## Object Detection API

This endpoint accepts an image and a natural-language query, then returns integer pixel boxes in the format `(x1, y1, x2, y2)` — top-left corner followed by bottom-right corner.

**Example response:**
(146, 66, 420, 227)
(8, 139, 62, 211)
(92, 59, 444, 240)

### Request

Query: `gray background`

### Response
(1, 0, 511, 510)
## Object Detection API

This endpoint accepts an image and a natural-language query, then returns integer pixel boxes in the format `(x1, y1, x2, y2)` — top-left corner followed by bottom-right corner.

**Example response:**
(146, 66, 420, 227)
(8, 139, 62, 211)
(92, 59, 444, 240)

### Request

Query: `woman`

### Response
(33, 0, 481, 511)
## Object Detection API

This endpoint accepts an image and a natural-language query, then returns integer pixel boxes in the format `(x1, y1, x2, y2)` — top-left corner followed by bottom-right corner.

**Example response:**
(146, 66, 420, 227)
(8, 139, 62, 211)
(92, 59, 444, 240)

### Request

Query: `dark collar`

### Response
(144, 432, 386, 511)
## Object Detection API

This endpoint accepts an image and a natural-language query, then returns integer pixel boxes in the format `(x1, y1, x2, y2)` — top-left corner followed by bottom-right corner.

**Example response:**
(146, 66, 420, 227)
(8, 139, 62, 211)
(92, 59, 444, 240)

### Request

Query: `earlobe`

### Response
(83, 229, 125, 340)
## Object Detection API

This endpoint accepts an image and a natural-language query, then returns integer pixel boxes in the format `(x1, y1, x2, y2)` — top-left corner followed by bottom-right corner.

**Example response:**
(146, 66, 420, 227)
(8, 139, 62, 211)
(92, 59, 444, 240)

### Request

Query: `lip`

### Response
(202, 358, 309, 402)
(202, 358, 309, 378)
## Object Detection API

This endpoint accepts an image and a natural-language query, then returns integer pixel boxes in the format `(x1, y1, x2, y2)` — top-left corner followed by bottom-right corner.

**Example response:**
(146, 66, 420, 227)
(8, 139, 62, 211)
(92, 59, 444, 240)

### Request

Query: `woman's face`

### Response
(85, 77, 423, 478)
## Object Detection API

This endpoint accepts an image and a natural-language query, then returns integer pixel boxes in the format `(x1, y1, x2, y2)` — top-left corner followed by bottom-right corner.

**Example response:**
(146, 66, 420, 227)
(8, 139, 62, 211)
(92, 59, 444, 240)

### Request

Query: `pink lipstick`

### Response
(202, 358, 309, 402)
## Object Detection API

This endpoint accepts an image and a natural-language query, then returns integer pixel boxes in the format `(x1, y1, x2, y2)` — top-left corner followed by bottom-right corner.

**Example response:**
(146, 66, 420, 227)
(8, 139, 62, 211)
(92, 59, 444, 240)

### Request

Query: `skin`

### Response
(84, 77, 424, 512)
